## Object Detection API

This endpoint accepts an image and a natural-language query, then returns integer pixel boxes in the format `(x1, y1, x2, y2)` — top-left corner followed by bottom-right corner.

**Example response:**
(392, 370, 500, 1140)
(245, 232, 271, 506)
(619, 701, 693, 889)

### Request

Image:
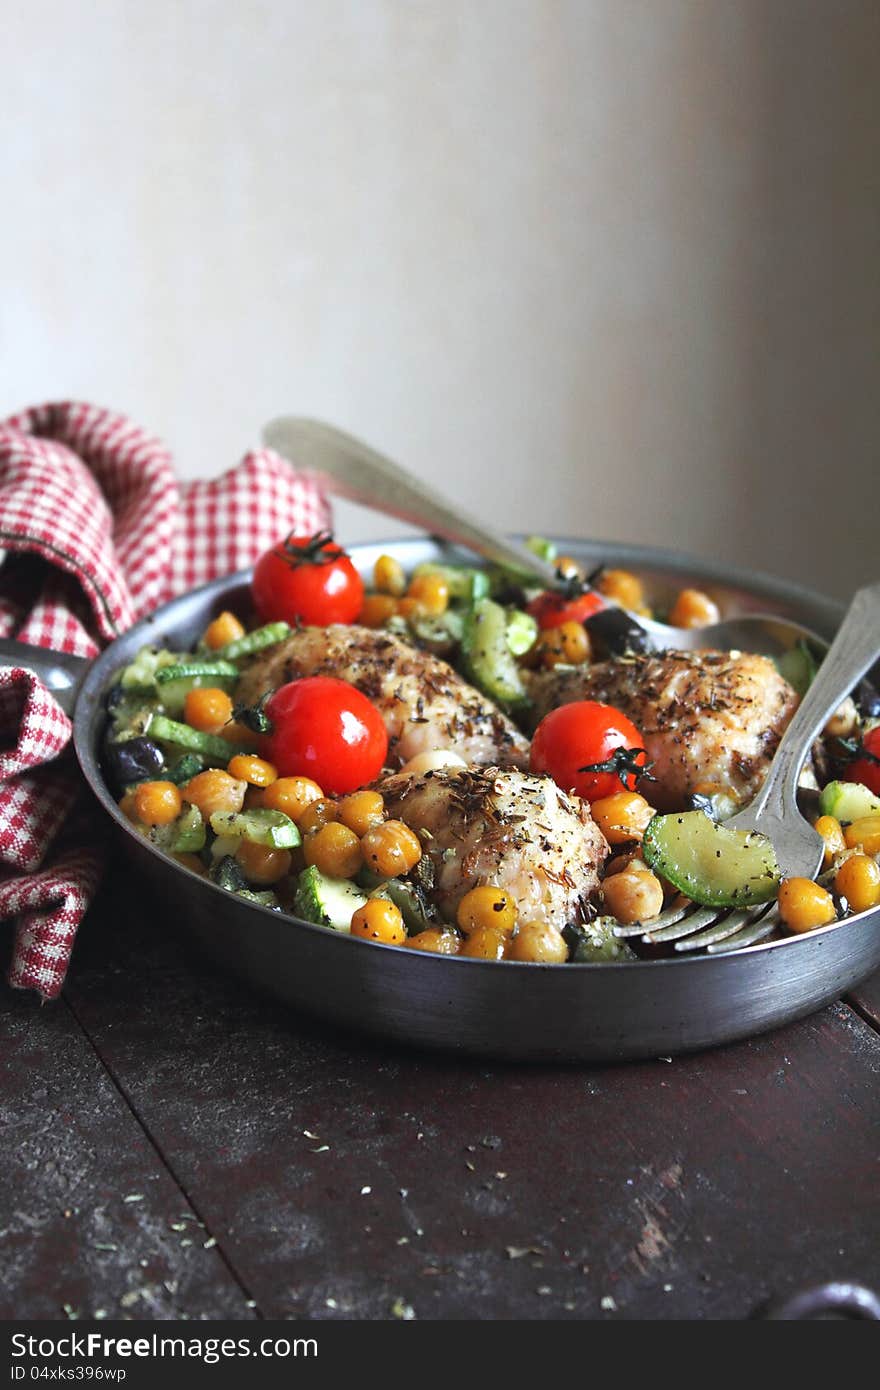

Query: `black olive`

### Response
(584, 608, 653, 657)
(856, 670, 880, 720)
(104, 681, 127, 713)
(103, 736, 166, 791)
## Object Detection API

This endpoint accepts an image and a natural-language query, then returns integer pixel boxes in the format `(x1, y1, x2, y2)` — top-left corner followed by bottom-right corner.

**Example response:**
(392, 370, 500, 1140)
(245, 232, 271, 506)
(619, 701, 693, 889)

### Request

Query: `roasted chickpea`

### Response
(834, 854, 880, 914)
(508, 921, 568, 963)
(261, 776, 324, 822)
(813, 815, 846, 870)
(668, 588, 721, 629)
(456, 886, 517, 936)
(234, 839, 292, 886)
(536, 622, 591, 668)
(373, 554, 407, 597)
(297, 797, 339, 836)
(133, 780, 182, 827)
(359, 593, 397, 629)
(219, 720, 263, 750)
(183, 769, 247, 819)
(337, 789, 385, 836)
(303, 822, 363, 879)
(406, 572, 449, 615)
(202, 610, 245, 650)
(118, 791, 139, 822)
(461, 925, 510, 959)
(174, 852, 207, 875)
(598, 568, 644, 611)
(778, 877, 837, 934)
(843, 815, 880, 857)
(406, 929, 462, 955)
(590, 792, 655, 846)
(350, 898, 407, 945)
(360, 820, 422, 877)
(227, 754, 278, 787)
(396, 596, 427, 622)
(184, 687, 234, 733)
(602, 865, 664, 924)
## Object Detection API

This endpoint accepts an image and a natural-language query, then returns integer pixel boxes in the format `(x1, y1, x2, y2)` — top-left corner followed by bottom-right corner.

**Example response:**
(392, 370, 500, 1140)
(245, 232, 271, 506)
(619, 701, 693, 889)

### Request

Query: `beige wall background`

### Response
(1, 0, 877, 599)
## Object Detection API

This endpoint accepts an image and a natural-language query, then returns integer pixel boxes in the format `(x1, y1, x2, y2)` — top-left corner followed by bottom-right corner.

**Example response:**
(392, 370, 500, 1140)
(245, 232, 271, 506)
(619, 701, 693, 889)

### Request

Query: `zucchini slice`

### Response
(294, 865, 368, 931)
(642, 810, 782, 907)
(209, 808, 301, 849)
(460, 598, 530, 712)
(817, 780, 880, 824)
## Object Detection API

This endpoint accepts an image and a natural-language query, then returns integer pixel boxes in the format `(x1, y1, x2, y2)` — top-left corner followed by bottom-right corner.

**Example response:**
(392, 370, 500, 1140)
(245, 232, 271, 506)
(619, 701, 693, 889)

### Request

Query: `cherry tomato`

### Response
(251, 531, 364, 627)
(844, 726, 880, 797)
(529, 700, 649, 802)
(262, 677, 388, 795)
(526, 589, 605, 630)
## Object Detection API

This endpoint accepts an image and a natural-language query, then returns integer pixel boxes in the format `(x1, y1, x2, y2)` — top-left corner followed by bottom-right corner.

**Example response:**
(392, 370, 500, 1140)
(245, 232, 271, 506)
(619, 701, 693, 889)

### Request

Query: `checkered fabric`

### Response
(0, 401, 329, 999)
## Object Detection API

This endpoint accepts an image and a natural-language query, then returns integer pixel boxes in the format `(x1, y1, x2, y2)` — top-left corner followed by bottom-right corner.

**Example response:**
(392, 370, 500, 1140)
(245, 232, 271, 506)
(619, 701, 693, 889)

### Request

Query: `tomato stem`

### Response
(578, 746, 655, 784)
(279, 530, 347, 569)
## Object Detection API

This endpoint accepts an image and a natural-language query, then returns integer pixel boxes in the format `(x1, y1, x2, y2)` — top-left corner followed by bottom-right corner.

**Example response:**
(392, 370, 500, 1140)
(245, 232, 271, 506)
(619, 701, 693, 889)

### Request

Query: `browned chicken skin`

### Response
(236, 624, 530, 769)
(379, 765, 608, 929)
(525, 649, 800, 811)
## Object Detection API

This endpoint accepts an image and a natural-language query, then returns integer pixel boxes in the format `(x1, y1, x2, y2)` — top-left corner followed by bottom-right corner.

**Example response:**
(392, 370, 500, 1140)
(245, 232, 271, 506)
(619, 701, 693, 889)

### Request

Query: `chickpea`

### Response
(834, 854, 880, 914)
(304, 822, 363, 879)
(535, 622, 591, 669)
(219, 720, 263, 750)
(602, 865, 664, 924)
(174, 852, 207, 876)
(456, 886, 517, 936)
(598, 568, 644, 611)
(373, 554, 407, 597)
(184, 687, 234, 733)
(234, 839, 292, 886)
(132, 781, 182, 827)
(813, 815, 846, 870)
(407, 572, 450, 615)
(778, 877, 837, 934)
(297, 798, 339, 836)
(359, 593, 397, 629)
(461, 925, 510, 959)
(202, 610, 245, 650)
(118, 791, 139, 822)
(183, 769, 247, 819)
(227, 754, 278, 787)
(508, 921, 568, 963)
(350, 898, 407, 945)
(360, 820, 422, 877)
(396, 596, 427, 622)
(843, 815, 880, 857)
(590, 792, 655, 846)
(406, 929, 462, 955)
(337, 789, 385, 836)
(668, 588, 721, 629)
(261, 776, 324, 822)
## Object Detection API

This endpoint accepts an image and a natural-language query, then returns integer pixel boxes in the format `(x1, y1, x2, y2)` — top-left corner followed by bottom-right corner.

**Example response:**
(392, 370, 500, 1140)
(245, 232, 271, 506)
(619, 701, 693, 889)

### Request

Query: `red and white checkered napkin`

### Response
(0, 401, 330, 999)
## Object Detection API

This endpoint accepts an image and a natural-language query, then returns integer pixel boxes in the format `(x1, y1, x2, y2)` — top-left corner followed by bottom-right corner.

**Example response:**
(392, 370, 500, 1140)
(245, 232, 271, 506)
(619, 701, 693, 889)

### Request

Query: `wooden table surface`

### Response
(3, 869, 879, 1322)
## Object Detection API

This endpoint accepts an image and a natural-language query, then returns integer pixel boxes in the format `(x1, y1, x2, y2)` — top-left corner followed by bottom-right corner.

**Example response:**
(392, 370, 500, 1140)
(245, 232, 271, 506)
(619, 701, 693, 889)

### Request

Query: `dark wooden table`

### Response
(3, 870, 879, 1322)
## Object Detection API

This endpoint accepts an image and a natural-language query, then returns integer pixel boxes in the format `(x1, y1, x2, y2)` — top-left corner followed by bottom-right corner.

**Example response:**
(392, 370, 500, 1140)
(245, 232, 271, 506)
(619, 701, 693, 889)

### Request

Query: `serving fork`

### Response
(263, 417, 826, 660)
(614, 579, 880, 954)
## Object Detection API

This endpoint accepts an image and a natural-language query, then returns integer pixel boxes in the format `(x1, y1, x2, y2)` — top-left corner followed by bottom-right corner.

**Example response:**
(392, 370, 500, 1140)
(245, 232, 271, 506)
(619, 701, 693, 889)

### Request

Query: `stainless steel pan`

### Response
(5, 536, 879, 1062)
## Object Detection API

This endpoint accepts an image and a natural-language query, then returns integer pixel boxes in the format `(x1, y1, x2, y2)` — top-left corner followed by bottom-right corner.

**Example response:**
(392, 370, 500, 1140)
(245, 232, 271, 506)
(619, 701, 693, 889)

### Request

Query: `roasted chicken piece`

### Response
(379, 765, 608, 929)
(526, 650, 799, 811)
(236, 624, 530, 769)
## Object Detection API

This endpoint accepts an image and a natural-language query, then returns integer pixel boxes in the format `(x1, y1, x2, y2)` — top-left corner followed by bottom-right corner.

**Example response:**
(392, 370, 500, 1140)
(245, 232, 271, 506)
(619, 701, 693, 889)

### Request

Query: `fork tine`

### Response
(706, 907, 780, 954)
(642, 906, 720, 943)
(672, 908, 756, 951)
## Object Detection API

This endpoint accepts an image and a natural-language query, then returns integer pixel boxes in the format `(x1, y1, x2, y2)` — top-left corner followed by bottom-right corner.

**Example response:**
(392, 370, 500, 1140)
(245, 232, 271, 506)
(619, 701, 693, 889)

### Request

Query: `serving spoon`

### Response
(263, 416, 824, 660)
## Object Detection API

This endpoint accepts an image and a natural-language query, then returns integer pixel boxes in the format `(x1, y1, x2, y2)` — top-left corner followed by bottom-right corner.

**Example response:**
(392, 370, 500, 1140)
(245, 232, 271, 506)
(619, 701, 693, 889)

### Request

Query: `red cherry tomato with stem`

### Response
(262, 677, 388, 795)
(844, 726, 880, 798)
(529, 700, 650, 802)
(252, 531, 364, 627)
(526, 589, 605, 630)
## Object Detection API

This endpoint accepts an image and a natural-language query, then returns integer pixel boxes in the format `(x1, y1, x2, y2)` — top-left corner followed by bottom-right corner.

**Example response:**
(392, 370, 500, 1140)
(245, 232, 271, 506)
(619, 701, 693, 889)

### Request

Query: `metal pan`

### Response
(6, 536, 879, 1062)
